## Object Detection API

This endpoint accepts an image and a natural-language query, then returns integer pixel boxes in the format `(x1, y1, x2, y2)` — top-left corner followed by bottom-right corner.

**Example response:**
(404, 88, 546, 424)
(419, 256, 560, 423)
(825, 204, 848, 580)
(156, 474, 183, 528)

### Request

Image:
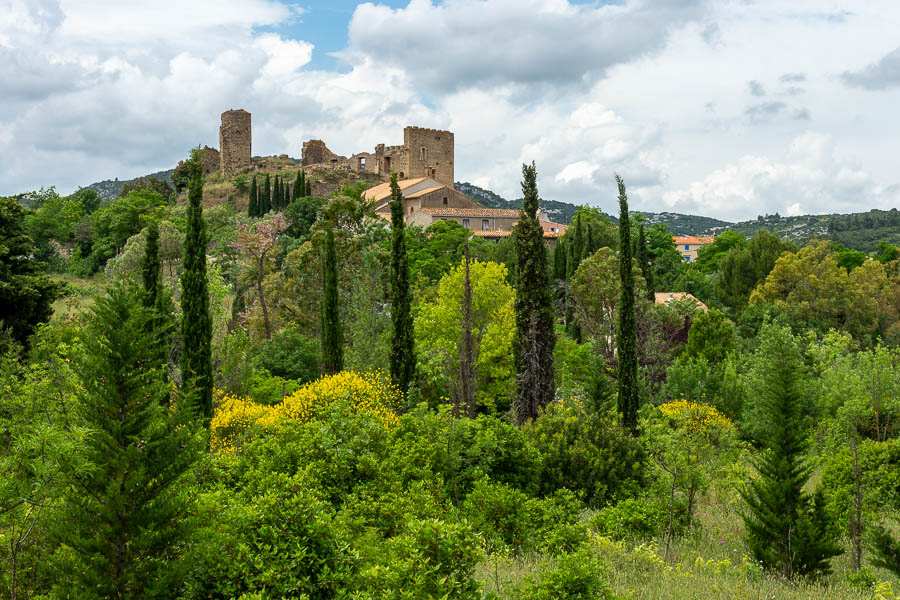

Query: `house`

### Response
(672, 235, 715, 262)
(362, 177, 567, 247)
(654, 292, 708, 312)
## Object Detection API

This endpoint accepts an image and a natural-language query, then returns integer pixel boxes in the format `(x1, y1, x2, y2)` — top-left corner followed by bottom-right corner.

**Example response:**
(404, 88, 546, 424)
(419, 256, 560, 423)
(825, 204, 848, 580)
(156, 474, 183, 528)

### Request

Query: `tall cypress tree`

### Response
(273, 175, 281, 211)
(616, 174, 639, 433)
(180, 160, 213, 423)
(321, 226, 343, 374)
(389, 173, 415, 396)
(142, 221, 161, 311)
(636, 222, 655, 301)
(305, 177, 312, 197)
(582, 222, 595, 260)
(741, 323, 842, 579)
(293, 169, 303, 202)
(248, 175, 258, 217)
(54, 283, 200, 597)
(512, 161, 555, 424)
(262, 174, 271, 214)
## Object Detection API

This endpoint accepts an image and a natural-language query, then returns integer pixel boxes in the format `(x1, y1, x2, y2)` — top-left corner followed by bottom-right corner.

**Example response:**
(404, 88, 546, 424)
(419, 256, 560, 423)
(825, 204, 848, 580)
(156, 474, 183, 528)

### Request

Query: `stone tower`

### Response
(403, 126, 454, 186)
(219, 109, 251, 176)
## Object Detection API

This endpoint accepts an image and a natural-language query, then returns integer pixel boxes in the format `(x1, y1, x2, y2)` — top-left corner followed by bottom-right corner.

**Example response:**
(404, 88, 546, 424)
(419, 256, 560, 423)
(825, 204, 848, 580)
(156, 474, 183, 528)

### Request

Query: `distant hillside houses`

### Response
(363, 177, 567, 246)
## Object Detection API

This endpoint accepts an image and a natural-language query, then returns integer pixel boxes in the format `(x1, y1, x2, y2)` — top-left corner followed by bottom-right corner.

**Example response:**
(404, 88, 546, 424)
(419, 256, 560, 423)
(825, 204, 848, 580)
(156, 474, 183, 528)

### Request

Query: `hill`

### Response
(86, 168, 175, 202)
(455, 181, 732, 235)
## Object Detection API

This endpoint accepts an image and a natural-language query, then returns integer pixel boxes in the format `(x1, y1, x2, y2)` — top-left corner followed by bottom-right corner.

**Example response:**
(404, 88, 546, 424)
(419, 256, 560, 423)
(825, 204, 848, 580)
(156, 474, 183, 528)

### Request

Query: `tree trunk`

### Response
(257, 261, 271, 340)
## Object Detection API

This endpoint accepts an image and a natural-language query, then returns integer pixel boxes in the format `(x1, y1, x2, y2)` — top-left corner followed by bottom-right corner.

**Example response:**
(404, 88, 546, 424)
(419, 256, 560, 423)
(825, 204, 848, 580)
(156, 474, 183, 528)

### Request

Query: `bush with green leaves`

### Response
(524, 397, 645, 508)
(515, 545, 617, 600)
(254, 326, 320, 383)
(590, 497, 670, 541)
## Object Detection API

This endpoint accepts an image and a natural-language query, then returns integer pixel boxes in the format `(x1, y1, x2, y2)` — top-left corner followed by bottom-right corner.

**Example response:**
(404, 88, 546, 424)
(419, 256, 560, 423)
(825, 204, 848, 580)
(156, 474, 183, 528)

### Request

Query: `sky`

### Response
(2, 0, 900, 221)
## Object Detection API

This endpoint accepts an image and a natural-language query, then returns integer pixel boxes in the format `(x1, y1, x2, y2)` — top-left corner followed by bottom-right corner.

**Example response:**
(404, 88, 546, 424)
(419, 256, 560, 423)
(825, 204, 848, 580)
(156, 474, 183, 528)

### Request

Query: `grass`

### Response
(50, 273, 106, 321)
(475, 488, 900, 600)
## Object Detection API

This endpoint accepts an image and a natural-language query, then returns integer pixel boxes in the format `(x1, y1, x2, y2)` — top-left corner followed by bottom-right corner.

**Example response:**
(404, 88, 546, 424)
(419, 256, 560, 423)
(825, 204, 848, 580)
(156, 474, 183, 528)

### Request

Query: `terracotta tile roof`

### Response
(672, 235, 715, 245)
(417, 207, 521, 217)
(654, 292, 708, 311)
(362, 177, 429, 203)
(405, 185, 446, 199)
(540, 220, 567, 234)
(470, 229, 563, 239)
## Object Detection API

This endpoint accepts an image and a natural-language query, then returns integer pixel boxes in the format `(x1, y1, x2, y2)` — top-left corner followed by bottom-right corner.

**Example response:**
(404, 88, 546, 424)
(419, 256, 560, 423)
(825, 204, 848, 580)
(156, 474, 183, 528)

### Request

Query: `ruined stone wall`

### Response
(403, 127, 454, 186)
(199, 146, 220, 177)
(302, 139, 346, 166)
(377, 144, 410, 180)
(219, 109, 251, 176)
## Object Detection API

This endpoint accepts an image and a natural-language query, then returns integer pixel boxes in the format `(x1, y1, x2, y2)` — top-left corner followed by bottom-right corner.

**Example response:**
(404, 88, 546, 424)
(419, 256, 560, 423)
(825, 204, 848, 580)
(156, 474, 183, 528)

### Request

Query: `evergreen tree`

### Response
(871, 527, 900, 579)
(261, 174, 271, 214)
(321, 226, 344, 374)
(512, 161, 555, 424)
(615, 175, 639, 433)
(582, 222, 595, 261)
(248, 175, 258, 217)
(389, 174, 415, 395)
(180, 160, 213, 423)
(571, 215, 585, 272)
(741, 324, 842, 579)
(306, 177, 312, 197)
(54, 283, 200, 597)
(552, 239, 567, 282)
(636, 223, 655, 301)
(273, 175, 281, 211)
(142, 221, 161, 311)
(293, 169, 304, 202)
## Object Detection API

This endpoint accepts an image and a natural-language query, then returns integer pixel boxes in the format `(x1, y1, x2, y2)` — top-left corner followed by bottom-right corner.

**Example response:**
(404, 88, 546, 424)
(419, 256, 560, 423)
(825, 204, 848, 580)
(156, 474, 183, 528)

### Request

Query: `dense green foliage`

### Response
(616, 175, 639, 432)
(321, 226, 343, 374)
(389, 174, 415, 395)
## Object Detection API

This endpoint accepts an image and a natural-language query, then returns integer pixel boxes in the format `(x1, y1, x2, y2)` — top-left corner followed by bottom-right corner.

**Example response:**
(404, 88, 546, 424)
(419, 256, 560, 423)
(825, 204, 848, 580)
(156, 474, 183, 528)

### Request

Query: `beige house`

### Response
(672, 235, 715, 263)
(654, 292, 708, 312)
(363, 177, 567, 246)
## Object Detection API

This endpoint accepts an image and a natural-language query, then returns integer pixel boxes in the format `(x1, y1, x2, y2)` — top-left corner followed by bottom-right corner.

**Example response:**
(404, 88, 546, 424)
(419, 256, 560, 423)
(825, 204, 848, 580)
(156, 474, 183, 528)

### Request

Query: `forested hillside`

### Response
(2, 154, 899, 599)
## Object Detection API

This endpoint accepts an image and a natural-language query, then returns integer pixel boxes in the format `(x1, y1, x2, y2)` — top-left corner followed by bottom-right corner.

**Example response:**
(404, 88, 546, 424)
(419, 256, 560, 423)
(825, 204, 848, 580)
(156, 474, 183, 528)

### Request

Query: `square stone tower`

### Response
(403, 126, 454, 186)
(219, 109, 251, 176)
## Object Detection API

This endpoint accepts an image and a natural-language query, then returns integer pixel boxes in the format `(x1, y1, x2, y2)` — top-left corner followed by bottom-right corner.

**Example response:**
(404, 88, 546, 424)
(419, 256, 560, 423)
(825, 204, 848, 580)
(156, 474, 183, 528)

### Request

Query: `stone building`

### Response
(363, 177, 567, 247)
(219, 109, 251, 176)
(672, 235, 715, 263)
(300, 126, 455, 186)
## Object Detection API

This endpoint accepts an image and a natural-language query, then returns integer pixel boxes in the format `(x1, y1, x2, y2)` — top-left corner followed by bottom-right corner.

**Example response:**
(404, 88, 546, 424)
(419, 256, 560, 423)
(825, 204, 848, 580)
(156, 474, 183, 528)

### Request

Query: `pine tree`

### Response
(262, 173, 271, 214)
(389, 174, 415, 396)
(741, 323, 842, 579)
(249, 175, 258, 217)
(321, 226, 344, 374)
(54, 283, 200, 597)
(512, 161, 555, 424)
(637, 222, 655, 301)
(616, 174, 639, 433)
(180, 160, 213, 423)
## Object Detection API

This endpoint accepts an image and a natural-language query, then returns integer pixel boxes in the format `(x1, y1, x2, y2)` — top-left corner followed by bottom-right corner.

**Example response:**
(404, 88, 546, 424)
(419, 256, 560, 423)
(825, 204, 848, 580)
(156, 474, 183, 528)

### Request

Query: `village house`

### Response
(673, 235, 715, 262)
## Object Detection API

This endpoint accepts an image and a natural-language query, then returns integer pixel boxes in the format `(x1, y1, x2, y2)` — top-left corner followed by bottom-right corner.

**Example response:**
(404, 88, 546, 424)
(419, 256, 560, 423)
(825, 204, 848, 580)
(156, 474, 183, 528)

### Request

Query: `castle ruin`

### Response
(301, 126, 455, 187)
(219, 109, 251, 176)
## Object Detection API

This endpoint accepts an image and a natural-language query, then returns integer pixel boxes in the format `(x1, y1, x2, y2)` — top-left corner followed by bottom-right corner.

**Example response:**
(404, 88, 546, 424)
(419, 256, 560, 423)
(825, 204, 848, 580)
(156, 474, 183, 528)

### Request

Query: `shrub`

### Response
(358, 518, 483, 600)
(255, 326, 320, 383)
(590, 497, 669, 541)
(524, 397, 645, 508)
(210, 371, 401, 453)
(516, 545, 617, 600)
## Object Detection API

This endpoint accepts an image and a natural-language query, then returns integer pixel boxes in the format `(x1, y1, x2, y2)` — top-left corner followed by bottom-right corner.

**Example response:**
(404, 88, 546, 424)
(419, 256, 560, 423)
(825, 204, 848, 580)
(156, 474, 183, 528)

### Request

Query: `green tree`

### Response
(415, 259, 515, 416)
(142, 221, 161, 311)
(180, 160, 213, 423)
(71, 187, 102, 214)
(284, 195, 326, 240)
(54, 283, 200, 598)
(91, 189, 166, 268)
(511, 162, 555, 424)
(741, 323, 842, 579)
(716, 230, 793, 310)
(0, 197, 65, 347)
(248, 175, 257, 218)
(389, 174, 415, 396)
(695, 230, 745, 274)
(683, 308, 735, 364)
(616, 175, 639, 433)
(636, 222, 654, 299)
(261, 173, 271, 215)
(321, 226, 343, 374)
(293, 169, 304, 202)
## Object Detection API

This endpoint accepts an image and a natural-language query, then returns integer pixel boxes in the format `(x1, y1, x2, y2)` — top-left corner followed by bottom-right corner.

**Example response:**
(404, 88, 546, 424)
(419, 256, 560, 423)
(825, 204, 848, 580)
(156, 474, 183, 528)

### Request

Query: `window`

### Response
(421, 147, 427, 161)
(442, 196, 448, 205)
(409, 206, 414, 214)
(684, 244, 690, 250)
(462, 218, 470, 229)
(482, 219, 490, 230)
(683, 255, 691, 261)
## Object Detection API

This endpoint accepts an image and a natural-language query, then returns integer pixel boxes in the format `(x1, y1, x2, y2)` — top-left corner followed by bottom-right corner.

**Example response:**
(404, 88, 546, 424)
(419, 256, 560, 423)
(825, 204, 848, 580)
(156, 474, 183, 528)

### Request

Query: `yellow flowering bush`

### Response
(658, 400, 733, 443)
(211, 370, 401, 453)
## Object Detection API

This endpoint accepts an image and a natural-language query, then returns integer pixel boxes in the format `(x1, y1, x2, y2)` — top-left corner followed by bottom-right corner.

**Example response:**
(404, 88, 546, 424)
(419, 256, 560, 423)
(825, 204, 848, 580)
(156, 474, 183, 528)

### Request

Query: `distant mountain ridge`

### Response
(454, 181, 732, 235)
(86, 169, 175, 202)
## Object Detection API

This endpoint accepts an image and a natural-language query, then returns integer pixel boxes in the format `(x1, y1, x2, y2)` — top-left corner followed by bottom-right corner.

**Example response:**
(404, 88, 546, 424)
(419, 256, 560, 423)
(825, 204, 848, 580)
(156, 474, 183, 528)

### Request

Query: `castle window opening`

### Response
(359, 157, 366, 169)
(410, 206, 414, 214)
(442, 196, 448, 205)
(421, 147, 427, 161)
(384, 157, 391, 173)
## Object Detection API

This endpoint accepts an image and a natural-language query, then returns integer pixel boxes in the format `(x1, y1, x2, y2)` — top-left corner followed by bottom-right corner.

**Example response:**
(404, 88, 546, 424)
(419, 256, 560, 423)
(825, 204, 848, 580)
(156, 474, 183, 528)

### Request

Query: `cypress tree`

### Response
(582, 222, 595, 261)
(248, 175, 258, 217)
(741, 323, 842, 579)
(571, 215, 584, 273)
(306, 178, 312, 197)
(321, 226, 343, 374)
(389, 173, 415, 396)
(273, 175, 281, 211)
(180, 160, 213, 423)
(142, 221, 161, 311)
(616, 174, 639, 433)
(293, 169, 303, 202)
(637, 222, 655, 301)
(262, 174, 271, 214)
(54, 283, 200, 596)
(512, 161, 555, 424)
